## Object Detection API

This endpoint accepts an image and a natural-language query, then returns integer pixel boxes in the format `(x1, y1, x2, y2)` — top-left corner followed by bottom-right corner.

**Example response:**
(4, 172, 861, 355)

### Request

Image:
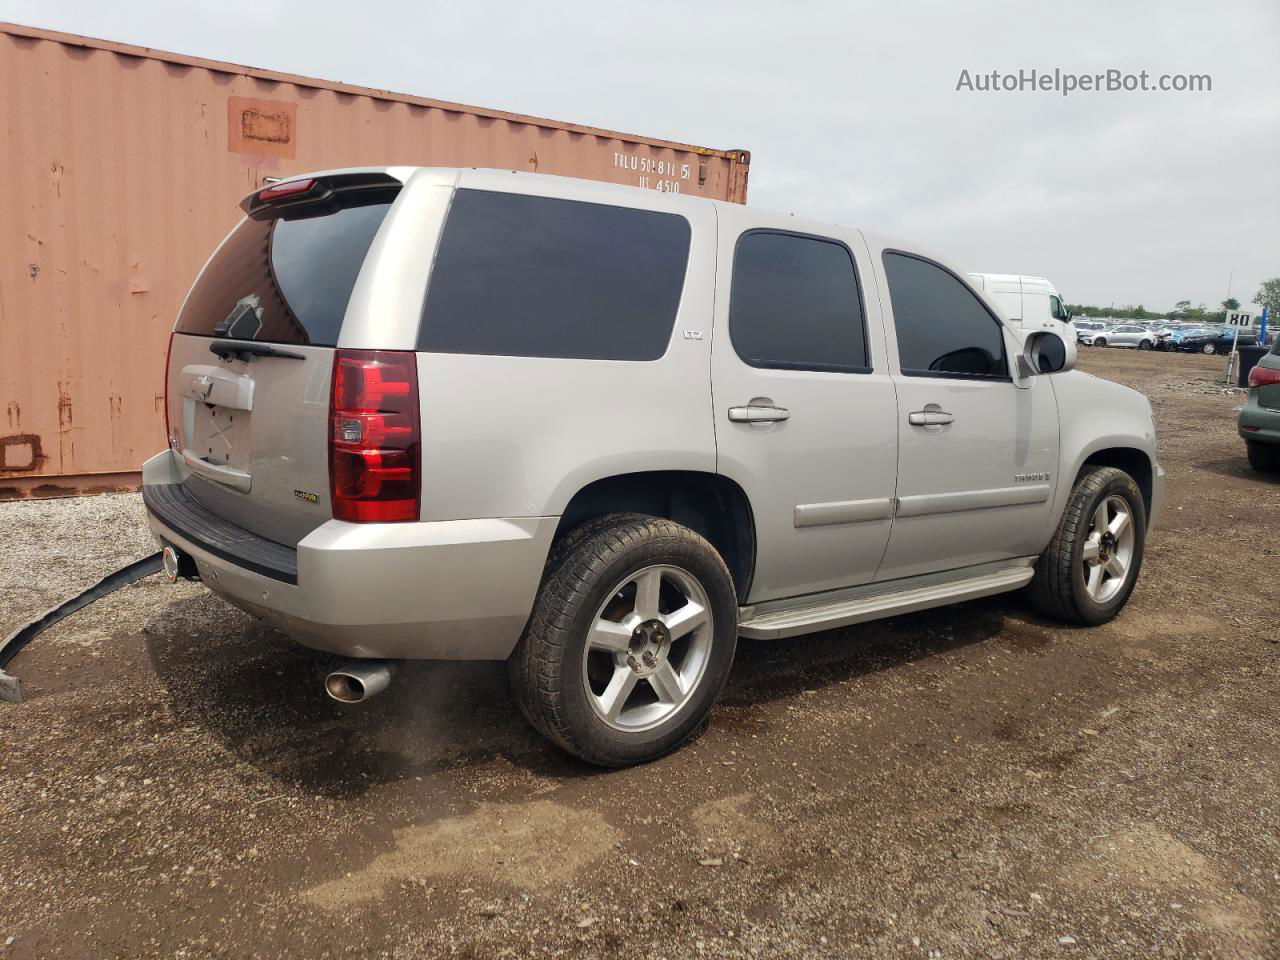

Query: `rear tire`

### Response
(1247, 440, 1280, 472)
(1028, 466, 1146, 626)
(509, 515, 738, 767)
(1202, 343, 1217, 355)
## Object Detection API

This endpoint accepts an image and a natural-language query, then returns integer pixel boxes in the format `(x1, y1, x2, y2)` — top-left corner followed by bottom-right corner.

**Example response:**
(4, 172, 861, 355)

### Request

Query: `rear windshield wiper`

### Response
(209, 340, 305, 362)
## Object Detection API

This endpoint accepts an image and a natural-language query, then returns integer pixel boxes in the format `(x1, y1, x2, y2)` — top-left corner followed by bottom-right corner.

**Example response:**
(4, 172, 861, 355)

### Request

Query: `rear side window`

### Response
(729, 231, 869, 372)
(883, 252, 1008, 379)
(176, 194, 394, 346)
(419, 190, 690, 360)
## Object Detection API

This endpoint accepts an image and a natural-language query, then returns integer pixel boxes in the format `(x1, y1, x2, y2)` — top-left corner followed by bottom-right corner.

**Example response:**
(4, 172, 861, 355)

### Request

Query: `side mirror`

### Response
(1017, 330, 1075, 377)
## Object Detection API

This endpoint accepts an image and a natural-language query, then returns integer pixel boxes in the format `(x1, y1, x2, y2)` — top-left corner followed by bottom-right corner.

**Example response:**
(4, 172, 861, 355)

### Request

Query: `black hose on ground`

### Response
(0, 552, 163, 703)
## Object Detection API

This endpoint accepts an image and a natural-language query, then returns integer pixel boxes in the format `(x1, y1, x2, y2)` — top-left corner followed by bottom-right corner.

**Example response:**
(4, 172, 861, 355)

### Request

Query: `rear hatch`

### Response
(165, 172, 401, 546)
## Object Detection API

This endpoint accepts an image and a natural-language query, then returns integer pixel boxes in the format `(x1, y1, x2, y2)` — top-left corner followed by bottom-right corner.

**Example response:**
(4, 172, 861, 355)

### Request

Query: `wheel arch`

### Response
(1078, 446, 1154, 517)
(553, 471, 757, 603)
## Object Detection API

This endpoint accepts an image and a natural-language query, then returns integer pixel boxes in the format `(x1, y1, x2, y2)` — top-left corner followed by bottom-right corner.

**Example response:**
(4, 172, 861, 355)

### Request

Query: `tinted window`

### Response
(176, 194, 394, 346)
(418, 190, 690, 360)
(883, 252, 1007, 378)
(729, 232, 868, 372)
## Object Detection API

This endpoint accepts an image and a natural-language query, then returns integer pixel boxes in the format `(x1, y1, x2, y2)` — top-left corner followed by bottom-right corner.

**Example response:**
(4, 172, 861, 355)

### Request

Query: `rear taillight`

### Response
(329, 349, 420, 523)
(1248, 364, 1280, 388)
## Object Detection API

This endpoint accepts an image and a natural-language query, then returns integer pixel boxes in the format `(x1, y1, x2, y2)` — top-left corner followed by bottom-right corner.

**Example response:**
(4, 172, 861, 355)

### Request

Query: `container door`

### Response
(165, 175, 401, 546)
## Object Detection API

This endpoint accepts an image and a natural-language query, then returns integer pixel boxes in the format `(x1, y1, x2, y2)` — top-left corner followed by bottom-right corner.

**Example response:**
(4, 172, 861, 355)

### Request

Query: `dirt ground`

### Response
(1, 349, 1277, 960)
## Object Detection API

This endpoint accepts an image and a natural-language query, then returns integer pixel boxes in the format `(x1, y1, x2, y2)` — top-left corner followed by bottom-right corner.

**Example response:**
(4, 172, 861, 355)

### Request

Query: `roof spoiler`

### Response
(240, 171, 401, 220)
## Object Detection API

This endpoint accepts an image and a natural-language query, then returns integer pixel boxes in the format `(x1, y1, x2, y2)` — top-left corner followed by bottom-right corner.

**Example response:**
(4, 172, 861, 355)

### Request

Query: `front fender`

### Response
(1047, 371, 1162, 530)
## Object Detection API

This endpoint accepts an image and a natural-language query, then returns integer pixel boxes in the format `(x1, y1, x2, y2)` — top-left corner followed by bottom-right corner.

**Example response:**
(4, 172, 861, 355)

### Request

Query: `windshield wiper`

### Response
(209, 340, 305, 361)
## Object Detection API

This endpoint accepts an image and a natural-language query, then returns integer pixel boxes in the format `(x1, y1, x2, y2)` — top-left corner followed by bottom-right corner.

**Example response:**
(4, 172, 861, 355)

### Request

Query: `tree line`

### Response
(1066, 276, 1280, 324)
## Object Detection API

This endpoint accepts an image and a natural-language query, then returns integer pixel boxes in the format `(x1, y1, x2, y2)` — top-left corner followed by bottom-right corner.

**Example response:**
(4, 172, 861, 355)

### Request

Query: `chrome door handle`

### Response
(908, 409, 954, 426)
(728, 404, 790, 423)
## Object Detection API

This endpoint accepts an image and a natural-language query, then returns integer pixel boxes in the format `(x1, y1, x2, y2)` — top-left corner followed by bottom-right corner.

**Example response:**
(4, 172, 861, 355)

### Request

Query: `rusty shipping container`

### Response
(0, 22, 750, 497)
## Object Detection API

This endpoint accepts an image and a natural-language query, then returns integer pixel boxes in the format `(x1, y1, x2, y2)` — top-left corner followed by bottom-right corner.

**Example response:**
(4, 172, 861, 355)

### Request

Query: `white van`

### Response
(968, 274, 1072, 332)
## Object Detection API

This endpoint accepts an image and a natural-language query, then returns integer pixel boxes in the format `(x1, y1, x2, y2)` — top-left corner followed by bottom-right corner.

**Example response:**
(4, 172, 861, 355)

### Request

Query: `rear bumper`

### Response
(1238, 391, 1280, 445)
(141, 451, 557, 660)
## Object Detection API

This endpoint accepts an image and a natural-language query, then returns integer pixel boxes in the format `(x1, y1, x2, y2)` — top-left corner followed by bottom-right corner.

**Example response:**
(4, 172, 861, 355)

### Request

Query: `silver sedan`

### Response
(1092, 324, 1158, 350)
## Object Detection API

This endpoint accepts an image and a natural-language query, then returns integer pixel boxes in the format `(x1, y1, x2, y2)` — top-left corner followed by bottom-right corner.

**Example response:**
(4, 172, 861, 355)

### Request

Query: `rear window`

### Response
(418, 190, 691, 360)
(175, 192, 394, 346)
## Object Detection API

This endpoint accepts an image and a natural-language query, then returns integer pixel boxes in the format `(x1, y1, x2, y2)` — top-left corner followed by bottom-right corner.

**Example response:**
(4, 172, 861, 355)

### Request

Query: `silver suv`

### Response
(144, 167, 1164, 766)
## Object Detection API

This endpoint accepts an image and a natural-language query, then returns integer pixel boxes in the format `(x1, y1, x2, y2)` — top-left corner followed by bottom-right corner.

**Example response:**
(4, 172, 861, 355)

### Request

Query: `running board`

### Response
(737, 566, 1035, 640)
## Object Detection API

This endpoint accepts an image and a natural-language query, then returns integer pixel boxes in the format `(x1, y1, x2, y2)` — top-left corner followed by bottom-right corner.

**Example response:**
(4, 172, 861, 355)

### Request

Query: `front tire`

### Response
(1247, 440, 1280, 472)
(509, 515, 738, 766)
(1094, 337, 1107, 348)
(1202, 343, 1217, 355)
(1138, 339, 1153, 351)
(1028, 466, 1146, 626)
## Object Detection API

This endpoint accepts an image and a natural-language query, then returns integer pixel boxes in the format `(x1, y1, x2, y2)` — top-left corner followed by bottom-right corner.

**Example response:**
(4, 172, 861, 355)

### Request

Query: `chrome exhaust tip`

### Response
(161, 544, 198, 583)
(161, 545, 181, 584)
(324, 660, 395, 704)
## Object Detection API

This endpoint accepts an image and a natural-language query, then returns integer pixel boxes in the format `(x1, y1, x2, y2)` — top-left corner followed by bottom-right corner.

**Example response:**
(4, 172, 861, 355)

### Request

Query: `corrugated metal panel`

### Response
(0, 22, 751, 495)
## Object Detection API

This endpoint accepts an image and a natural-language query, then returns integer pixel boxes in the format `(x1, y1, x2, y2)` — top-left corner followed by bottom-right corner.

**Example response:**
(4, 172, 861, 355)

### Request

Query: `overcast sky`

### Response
(3, 0, 1276, 311)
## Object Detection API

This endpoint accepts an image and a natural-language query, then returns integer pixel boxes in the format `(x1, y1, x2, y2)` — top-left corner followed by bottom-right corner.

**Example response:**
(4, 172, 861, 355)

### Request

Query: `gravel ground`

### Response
(1, 348, 1277, 959)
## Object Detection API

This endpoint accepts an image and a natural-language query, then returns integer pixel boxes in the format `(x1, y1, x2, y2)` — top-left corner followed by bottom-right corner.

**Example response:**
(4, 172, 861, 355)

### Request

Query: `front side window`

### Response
(883, 252, 1008, 379)
(1049, 295, 1065, 320)
(729, 231, 869, 372)
(419, 190, 690, 360)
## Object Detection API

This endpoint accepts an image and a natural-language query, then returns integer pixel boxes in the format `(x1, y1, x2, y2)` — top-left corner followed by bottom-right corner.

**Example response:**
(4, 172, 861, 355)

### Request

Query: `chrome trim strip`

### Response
(895, 483, 1050, 519)
(794, 497, 895, 528)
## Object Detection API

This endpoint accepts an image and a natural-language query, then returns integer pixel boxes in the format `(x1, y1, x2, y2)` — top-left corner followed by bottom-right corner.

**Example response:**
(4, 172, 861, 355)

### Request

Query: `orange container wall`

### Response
(0, 22, 750, 496)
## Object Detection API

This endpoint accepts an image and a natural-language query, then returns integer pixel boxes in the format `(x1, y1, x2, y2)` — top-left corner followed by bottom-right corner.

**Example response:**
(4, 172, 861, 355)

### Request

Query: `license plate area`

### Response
(187, 403, 250, 468)
(178, 363, 256, 478)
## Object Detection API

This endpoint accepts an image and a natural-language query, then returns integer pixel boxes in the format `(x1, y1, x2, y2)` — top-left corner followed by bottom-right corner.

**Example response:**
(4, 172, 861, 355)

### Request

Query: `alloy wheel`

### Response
(581, 564, 714, 733)
(1081, 495, 1135, 603)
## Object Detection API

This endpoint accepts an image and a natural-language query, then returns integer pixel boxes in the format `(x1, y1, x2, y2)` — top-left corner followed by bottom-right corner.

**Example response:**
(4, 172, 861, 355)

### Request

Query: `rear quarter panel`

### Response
(412, 172, 719, 521)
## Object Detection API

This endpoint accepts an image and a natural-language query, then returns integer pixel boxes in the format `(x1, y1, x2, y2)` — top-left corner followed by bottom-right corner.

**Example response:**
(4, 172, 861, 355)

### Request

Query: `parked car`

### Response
(1161, 325, 1214, 350)
(1174, 327, 1258, 355)
(142, 167, 1164, 766)
(1138, 321, 1175, 343)
(1154, 322, 1194, 349)
(1239, 338, 1280, 471)
(1073, 320, 1108, 344)
(1092, 324, 1159, 350)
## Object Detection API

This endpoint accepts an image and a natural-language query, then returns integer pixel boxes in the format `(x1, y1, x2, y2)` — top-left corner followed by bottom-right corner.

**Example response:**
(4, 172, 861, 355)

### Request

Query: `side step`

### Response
(737, 565, 1035, 640)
